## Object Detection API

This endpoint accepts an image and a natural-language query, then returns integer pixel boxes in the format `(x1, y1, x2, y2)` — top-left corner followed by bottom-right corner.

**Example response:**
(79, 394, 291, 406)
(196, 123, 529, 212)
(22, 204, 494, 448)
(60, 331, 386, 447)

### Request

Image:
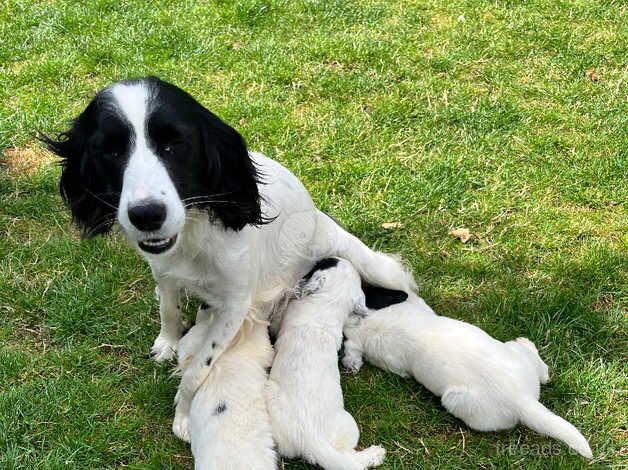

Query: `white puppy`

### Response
(266, 258, 386, 470)
(177, 305, 277, 470)
(342, 299, 593, 458)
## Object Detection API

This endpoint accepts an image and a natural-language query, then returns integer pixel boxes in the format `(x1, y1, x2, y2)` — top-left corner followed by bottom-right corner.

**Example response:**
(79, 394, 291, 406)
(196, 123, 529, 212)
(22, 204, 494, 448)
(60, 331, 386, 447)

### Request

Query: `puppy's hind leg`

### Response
(441, 387, 514, 432)
(307, 438, 384, 470)
(514, 337, 550, 384)
(353, 446, 386, 469)
(330, 410, 360, 451)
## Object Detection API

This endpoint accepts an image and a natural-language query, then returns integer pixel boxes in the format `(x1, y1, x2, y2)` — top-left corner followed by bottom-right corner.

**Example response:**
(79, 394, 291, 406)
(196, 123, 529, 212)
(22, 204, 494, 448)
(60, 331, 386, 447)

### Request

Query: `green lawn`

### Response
(1, 0, 626, 468)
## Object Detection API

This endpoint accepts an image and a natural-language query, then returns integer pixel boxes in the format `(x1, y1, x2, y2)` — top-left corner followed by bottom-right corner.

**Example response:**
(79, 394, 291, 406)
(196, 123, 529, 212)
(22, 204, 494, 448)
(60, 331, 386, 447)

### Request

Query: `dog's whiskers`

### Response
(184, 200, 241, 209)
(181, 192, 234, 203)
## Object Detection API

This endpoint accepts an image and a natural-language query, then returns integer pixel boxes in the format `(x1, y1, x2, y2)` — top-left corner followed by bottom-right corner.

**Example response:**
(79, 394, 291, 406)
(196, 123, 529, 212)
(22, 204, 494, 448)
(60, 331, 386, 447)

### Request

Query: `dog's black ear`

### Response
(199, 111, 264, 231)
(40, 100, 117, 238)
(362, 283, 408, 310)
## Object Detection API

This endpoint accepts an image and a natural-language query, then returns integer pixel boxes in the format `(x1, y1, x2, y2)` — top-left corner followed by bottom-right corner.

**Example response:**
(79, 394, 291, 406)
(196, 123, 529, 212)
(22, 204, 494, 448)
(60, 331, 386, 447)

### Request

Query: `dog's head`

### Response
(295, 257, 368, 315)
(42, 77, 263, 255)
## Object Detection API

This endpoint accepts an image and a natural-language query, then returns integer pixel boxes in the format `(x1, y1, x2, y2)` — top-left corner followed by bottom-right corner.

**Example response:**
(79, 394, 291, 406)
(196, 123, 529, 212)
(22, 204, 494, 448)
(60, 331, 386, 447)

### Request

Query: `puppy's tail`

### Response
(307, 438, 386, 470)
(318, 211, 417, 293)
(518, 398, 592, 458)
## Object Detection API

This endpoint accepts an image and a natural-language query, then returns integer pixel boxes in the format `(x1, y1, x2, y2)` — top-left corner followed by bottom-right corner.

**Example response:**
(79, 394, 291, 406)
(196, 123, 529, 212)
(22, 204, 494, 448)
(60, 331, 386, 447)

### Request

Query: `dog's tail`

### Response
(317, 211, 417, 293)
(518, 398, 592, 458)
(306, 438, 386, 470)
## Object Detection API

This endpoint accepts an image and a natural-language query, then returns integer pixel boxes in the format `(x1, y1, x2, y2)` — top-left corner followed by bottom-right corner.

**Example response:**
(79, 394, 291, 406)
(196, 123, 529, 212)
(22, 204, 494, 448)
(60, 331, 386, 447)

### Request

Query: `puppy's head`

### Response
(295, 257, 367, 315)
(42, 77, 264, 255)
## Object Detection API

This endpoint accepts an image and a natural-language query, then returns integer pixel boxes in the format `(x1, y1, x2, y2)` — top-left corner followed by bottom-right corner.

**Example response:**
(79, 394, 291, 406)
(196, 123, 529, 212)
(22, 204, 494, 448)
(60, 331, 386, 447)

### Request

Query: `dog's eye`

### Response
(162, 141, 182, 155)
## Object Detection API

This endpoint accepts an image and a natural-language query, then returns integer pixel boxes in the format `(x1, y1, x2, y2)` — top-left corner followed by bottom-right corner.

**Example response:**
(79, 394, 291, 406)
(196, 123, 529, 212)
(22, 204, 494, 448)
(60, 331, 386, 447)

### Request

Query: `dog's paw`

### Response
(357, 445, 386, 468)
(149, 334, 178, 362)
(341, 352, 363, 374)
(172, 413, 190, 442)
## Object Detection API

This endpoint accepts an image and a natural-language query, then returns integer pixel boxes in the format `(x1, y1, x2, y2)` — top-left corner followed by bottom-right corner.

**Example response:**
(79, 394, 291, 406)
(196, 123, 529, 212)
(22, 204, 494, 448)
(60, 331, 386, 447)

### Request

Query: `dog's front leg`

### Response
(172, 296, 251, 442)
(149, 281, 183, 362)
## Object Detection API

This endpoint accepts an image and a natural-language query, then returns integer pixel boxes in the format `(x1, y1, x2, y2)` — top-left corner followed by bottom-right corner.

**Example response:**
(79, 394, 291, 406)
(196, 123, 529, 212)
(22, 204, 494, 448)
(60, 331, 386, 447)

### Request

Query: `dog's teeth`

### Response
(143, 238, 170, 247)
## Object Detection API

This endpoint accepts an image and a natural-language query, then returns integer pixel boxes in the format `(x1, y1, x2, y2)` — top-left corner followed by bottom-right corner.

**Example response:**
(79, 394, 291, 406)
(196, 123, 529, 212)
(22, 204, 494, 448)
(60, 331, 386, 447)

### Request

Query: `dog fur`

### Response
(342, 300, 593, 458)
(43, 77, 416, 440)
(266, 258, 386, 470)
(177, 305, 277, 470)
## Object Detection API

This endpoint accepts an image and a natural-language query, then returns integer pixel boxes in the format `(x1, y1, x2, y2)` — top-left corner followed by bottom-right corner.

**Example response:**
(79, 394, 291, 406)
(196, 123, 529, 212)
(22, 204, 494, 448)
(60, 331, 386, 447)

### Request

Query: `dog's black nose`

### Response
(128, 200, 167, 231)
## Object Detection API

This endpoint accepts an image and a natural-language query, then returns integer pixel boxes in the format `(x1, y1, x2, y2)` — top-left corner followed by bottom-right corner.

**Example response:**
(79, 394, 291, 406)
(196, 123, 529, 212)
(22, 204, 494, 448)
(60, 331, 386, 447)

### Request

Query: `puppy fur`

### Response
(342, 301, 593, 458)
(177, 305, 277, 470)
(266, 257, 386, 470)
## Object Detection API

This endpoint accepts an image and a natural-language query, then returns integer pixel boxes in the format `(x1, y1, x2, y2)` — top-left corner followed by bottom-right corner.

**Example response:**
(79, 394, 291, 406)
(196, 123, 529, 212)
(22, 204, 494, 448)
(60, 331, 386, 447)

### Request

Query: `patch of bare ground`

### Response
(1, 145, 56, 178)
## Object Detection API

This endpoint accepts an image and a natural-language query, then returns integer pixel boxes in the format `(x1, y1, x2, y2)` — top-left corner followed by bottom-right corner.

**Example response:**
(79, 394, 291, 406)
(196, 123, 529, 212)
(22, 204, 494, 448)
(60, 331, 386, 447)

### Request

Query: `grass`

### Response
(0, 0, 626, 468)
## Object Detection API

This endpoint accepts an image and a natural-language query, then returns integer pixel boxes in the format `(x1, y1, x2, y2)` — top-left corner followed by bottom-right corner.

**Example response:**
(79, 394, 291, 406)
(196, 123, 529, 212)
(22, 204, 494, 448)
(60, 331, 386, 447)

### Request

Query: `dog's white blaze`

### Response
(111, 82, 185, 242)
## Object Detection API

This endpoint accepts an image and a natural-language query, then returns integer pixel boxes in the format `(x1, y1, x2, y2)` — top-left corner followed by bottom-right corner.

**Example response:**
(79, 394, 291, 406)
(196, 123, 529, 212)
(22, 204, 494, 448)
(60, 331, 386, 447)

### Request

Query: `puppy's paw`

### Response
(341, 352, 363, 374)
(172, 413, 190, 442)
(150, 334, 178, 362)
(357, 445, 386, 468)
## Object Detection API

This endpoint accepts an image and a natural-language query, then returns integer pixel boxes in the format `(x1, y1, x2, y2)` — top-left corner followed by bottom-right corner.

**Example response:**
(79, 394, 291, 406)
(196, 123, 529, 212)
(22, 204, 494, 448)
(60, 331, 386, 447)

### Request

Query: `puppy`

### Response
(266, 257, 386, 470)
(342, 299, 593, 458)
(177, 305, 277, 470)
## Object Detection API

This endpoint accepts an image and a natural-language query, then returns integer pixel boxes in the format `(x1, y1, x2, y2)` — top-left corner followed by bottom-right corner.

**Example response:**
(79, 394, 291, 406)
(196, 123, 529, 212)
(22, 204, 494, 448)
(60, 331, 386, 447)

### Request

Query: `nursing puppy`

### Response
(266, 257, 385, 470)
(342, 299, 593, 458)
(177, 305, 277, 470)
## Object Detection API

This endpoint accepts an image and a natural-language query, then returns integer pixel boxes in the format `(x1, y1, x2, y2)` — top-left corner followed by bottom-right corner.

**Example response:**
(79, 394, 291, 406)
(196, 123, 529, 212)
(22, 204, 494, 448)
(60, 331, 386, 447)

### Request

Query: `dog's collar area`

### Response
(138, 235, 178, 254)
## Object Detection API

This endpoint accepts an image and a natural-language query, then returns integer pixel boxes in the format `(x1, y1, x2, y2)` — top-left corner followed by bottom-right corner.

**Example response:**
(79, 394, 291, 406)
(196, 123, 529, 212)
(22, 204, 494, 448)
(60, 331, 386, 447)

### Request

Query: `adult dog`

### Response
(43, 77, 416, 440)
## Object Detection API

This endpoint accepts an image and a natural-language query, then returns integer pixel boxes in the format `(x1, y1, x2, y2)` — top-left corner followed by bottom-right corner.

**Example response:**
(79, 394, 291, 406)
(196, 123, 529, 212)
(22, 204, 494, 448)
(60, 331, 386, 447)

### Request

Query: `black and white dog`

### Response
(43, 77, 416, 440)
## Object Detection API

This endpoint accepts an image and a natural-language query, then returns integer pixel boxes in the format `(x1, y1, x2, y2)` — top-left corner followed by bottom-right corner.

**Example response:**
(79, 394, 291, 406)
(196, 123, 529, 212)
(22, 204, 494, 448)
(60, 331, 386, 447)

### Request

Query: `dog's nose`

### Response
(127, 200, 167, 231)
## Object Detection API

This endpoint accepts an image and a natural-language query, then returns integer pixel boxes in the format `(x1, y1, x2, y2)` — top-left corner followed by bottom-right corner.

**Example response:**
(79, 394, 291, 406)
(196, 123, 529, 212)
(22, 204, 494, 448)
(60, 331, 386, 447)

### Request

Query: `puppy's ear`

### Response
(199, 111, 264, 231)
(40, 101, 117, 238)
(294, 272, 324, 299)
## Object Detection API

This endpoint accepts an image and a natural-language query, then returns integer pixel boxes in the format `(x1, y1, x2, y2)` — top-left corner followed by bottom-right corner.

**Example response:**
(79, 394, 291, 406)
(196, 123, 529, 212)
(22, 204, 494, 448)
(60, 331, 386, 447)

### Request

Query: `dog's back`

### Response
(188, 318, 277, 470)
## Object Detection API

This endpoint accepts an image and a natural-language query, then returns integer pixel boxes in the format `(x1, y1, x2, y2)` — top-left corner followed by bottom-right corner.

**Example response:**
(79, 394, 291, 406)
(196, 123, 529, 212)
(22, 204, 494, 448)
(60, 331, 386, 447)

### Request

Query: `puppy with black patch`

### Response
(177, 304, 277, 470)
(266, 257, 386, 470)
(342, 294, 593, 458)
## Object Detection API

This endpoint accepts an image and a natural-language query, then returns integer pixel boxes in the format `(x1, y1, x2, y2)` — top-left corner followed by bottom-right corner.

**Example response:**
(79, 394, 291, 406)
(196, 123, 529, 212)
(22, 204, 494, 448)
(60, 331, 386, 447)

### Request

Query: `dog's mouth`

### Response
(138, 235, 178, 254)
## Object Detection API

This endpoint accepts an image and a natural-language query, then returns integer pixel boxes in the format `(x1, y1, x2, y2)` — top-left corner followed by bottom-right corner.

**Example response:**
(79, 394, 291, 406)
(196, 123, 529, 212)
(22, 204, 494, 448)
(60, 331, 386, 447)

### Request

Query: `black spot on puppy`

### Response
(362, 283, 408, 310)
(213, 401, 227, 416)
(302, 257, 339, 280)
(200, 302, 210, 310)
(206, 356, 213, 366)
(212, 342, 217, 349)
